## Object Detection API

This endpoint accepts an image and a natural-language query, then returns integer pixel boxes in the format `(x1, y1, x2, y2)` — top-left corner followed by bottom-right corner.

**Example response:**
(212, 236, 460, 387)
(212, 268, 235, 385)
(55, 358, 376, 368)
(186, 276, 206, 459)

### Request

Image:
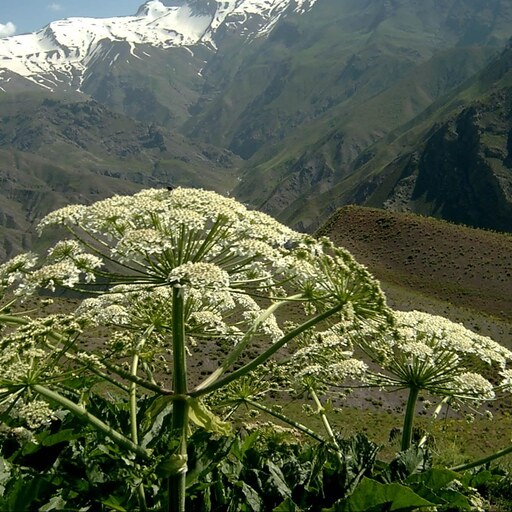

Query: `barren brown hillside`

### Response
(317, 206, 512, 344)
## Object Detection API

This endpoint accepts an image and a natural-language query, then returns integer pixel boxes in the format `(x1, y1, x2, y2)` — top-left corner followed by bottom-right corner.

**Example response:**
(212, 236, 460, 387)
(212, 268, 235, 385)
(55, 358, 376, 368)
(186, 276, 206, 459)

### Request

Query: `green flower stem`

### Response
(309, 388, 342, 462)
(195, 295, 302, 392)
(402, 386, 420, 451)
(130, 354, 140, 445)
(129, 351, 148, 512)
(243, 398, 325, 443)
(419, 397, 449, 448)
(191, 302, 345, 398)
(102, 359, 174, 395)
(169, 287, 189, 512)
(0, 314, 30, 326)
(451, 444, 512, 472)
(32, 384, 150, 460)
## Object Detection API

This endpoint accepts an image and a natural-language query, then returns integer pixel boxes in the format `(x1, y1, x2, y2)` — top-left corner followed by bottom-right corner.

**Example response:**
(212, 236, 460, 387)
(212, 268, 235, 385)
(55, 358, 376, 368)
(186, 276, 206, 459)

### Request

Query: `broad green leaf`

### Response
(273, 498, 301, 511)
(406, 468, 472, 509)
(267, 460, 293, 499)
(406, 468, 460, 490)
(240, 481, 263, 512)
(7, 476, 54, 512)
(140, 397, 174, 448)
(467, 469, 496, 487)
(389, 446, 432, 481)
(326, 477, 434, 512)
(140, 395, 173, 433)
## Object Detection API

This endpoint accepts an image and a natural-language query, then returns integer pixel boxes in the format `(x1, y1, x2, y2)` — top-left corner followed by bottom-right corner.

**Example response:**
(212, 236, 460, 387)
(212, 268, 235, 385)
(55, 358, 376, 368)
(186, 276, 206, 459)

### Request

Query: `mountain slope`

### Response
(317, 205, 512, 325)
(346, 42, 512, 232)
(2, 0, 512, 260)
(0, 93, 241, 260)
(0, 0, 318, 93)
(221, 0, 512, 229)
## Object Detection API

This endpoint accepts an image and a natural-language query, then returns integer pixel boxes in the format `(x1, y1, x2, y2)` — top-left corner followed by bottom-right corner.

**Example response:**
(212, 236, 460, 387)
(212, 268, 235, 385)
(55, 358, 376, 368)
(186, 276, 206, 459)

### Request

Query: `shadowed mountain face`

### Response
(1, 0, 512, 261)
(359, 44, 512, 233)
(0, 95, 241, 261)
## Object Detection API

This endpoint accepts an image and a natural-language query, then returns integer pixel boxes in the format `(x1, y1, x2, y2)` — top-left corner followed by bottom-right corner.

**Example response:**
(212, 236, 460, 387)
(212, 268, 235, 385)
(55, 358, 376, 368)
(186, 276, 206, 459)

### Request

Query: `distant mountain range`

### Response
(0, 0, 318, 92)
(0, 0, 512, 260)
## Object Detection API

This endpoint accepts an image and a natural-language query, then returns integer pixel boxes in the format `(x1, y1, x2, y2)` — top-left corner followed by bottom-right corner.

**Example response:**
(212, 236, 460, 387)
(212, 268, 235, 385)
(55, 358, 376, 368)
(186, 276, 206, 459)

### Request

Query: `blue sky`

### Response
(0, 1, 144, 36)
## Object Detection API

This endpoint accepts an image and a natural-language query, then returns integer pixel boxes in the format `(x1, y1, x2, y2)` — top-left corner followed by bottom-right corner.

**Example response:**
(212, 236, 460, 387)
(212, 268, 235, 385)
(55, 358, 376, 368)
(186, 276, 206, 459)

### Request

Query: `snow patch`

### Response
(0, 0, 318, 90)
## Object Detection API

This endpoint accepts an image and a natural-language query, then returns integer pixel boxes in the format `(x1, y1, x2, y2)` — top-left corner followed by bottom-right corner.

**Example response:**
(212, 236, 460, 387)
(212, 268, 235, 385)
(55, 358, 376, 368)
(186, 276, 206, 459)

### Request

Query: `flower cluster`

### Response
(357, 310, 512, 403)
(0, 315, 82, 385)
(283, 323, 367, 395)
(0, 315, 82, 429)
(0, 252, 38, 292)
(27, 187, 389, 334)
(0, 187, 391, 412)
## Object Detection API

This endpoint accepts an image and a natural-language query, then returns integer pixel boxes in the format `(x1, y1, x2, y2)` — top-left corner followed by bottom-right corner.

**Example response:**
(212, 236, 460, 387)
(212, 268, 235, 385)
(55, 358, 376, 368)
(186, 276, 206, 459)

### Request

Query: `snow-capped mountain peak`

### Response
(0, 0, 317, 92)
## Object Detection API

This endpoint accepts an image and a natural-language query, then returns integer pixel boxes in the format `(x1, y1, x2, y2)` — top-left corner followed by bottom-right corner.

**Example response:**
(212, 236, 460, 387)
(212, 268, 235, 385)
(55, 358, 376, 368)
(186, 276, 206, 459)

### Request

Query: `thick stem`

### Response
(401, 386, 420, 451)
(32, 384, 150, 460)
(310, 388, 342, 463)
(450, 444, 512, 471)
(451, 443, 512, 472)
(169, 287, 189, 512)
(130, 352, 148, 512)
(243, 398, 325, 443)
(130, 354, 140, 445)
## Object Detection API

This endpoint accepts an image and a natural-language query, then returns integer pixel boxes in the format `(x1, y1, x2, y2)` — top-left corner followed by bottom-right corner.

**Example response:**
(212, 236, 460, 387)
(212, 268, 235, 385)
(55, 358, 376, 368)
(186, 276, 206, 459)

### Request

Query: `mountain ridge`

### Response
(0, 0, 318, 92)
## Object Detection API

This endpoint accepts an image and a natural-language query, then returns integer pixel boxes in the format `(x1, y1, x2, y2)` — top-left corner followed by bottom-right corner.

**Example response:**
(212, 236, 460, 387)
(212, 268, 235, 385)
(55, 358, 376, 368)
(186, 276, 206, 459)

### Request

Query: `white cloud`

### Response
(48, 3, 63, 11)
(0, 22, 16, 38)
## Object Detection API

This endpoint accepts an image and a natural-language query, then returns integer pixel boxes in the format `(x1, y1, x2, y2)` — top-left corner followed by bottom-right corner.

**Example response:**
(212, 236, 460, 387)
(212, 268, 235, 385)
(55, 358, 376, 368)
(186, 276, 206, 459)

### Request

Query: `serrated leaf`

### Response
(406, 468, 460, 491)
(240, 482, 263, 512)
(389, 446, 432, 480)
(267, 460, 293, 499)
(406, 469, 472, 510)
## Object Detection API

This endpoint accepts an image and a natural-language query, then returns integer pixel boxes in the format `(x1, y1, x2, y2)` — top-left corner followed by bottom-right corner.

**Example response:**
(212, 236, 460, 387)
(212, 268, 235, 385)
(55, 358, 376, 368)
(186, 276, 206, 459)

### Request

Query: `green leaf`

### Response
(100, 496, 129, 511)
(406, 469, 472, 509)
(389, 446, 432, 481)
(188, 398, 232, 436)
(7, 476, 54, 512)
(38, 495, 67, 511)
(467, 469, 496, 487)
(40, 429, 82, 446)
(240, 482, 263, 511)
(273, 498, 301, 511)
(326, 477, 435, 512)
(140, 395, 173, 433)
(405, 468, 460, 491)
